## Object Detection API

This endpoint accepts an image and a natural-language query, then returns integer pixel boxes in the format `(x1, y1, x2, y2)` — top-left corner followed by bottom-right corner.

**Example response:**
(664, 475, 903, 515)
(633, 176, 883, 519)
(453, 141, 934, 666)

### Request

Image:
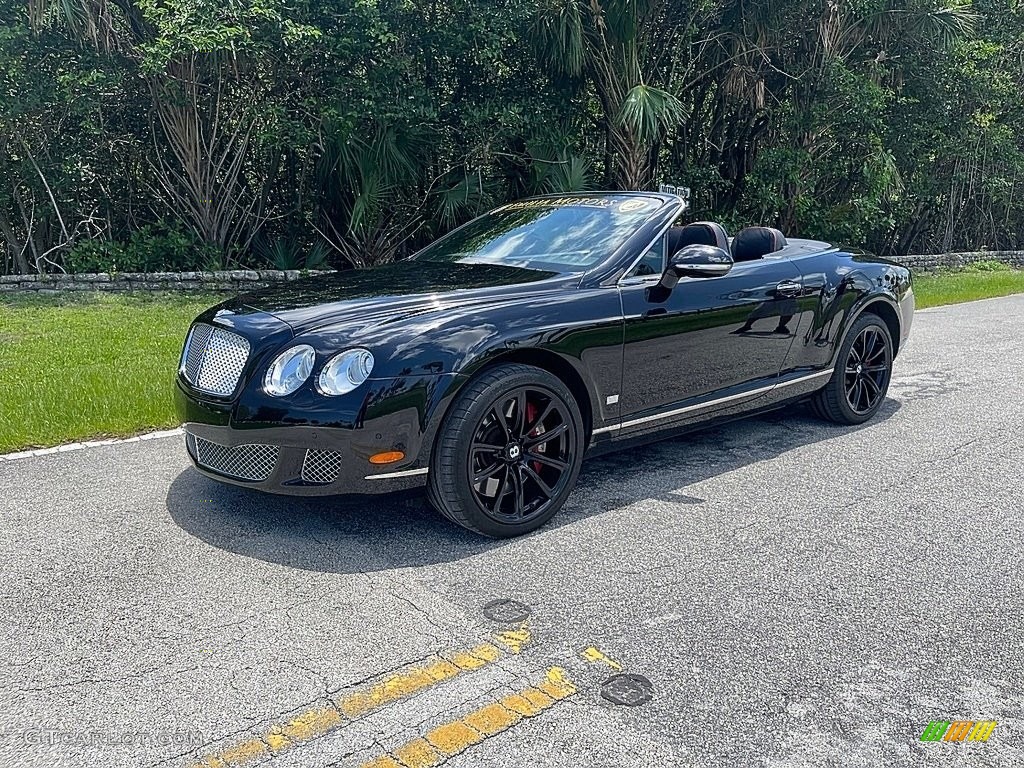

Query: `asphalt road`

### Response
(2, 295, 1023, 768)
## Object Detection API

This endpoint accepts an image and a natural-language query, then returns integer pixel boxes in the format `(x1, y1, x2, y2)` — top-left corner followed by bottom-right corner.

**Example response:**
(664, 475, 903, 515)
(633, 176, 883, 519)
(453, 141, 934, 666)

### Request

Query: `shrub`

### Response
(64, 226, 221, 274)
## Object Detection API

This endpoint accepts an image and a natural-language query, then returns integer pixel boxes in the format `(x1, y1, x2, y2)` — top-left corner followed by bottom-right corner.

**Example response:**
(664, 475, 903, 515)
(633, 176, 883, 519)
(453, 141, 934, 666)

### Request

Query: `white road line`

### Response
(0, 427, 184, 463)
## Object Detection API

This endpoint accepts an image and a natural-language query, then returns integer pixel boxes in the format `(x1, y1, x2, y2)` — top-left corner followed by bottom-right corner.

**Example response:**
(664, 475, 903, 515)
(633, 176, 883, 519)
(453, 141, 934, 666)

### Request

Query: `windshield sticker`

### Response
(618, 199, 657, 213)
(503, 197, 618, 211)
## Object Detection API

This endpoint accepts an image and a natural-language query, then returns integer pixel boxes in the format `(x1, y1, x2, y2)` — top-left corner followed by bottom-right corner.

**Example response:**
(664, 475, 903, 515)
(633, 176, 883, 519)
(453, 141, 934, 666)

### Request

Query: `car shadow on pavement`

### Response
(166, 399, 901, 574)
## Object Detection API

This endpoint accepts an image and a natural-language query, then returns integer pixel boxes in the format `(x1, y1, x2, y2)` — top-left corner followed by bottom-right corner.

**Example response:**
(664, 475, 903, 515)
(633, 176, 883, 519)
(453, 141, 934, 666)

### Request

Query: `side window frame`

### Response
(624, 235, 666, 280)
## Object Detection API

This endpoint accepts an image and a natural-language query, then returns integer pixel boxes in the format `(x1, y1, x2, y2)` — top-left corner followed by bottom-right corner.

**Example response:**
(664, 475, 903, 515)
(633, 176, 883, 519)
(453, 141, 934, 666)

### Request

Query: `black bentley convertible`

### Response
(176, 192, 913, 537)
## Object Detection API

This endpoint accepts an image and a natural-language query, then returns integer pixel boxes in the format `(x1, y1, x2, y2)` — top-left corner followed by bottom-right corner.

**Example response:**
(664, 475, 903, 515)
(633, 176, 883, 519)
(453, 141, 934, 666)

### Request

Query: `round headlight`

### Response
(318, 348, 374, 396)
(264, 344, 316, 397)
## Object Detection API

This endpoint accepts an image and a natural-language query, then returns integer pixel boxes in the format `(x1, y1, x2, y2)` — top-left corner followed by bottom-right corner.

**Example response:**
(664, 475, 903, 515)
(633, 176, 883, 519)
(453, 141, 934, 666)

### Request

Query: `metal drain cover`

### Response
(600, 674, 654, 706)
(482, 598, 531, 623)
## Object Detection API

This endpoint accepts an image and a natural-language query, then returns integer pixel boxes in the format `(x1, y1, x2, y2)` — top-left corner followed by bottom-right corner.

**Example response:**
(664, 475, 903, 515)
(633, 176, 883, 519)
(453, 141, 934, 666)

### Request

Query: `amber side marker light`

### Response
(369, 451, 406, 465)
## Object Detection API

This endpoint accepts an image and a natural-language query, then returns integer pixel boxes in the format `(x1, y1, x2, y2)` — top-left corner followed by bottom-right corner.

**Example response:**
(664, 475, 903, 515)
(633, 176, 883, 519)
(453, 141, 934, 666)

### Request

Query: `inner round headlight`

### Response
(318, 348, 374, 396)
(264, 344, 316, 397)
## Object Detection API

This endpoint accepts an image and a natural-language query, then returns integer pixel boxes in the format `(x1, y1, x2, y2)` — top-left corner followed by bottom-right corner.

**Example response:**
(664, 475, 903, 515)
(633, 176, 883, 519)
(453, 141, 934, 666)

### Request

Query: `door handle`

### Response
(775, 280, 802, 298)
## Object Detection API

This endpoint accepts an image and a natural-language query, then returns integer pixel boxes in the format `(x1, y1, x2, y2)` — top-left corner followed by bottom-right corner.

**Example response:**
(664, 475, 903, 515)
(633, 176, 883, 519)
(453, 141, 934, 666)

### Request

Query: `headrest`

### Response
(665, 221, 730, 257)
(731, 227, 787, 262)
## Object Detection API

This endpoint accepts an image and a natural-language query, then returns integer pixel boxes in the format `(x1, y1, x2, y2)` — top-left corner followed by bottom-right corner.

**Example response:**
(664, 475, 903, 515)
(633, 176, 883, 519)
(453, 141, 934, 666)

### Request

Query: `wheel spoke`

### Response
(492, 465, 512, 508)
(492, 402, 512, 438)
(473, 461, 505, 485)
(513, 390, 527, 437)
(525, 422, 567, 447)
(471, 442, 503, 455)
(864, 335, 885, 363)
(510, 466, 525, 518)
(861, 379, 879, 408)
(863, 363, 887, 372)
(526, 401, 555, 435)
(521, 464, 554, 499)
(526, 451, 568, 471)
(843, 380, 860, 411)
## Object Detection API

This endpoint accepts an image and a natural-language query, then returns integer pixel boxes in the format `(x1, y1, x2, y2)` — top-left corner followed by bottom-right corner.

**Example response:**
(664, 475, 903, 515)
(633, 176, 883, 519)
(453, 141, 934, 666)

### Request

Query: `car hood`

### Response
(232, 261, 572, 335)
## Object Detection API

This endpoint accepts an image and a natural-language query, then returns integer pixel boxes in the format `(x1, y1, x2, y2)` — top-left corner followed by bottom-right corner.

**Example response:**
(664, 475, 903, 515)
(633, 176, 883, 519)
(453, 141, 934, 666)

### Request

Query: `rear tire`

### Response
(428, 364, 584, 538)
(811, 313, 893, 425)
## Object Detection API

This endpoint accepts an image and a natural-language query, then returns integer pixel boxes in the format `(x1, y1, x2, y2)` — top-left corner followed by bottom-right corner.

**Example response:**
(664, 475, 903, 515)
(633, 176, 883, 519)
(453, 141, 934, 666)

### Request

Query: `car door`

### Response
(616, 250, 804, 435)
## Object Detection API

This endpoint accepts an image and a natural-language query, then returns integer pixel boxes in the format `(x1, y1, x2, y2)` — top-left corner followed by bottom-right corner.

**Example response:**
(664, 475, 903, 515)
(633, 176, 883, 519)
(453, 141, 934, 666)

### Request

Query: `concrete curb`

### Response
(0, 427, 184, 463)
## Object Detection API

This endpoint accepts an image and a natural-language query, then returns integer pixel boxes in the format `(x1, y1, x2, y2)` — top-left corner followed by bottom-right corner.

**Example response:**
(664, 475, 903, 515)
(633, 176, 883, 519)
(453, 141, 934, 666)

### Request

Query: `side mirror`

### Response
(658, 244, 733, 291)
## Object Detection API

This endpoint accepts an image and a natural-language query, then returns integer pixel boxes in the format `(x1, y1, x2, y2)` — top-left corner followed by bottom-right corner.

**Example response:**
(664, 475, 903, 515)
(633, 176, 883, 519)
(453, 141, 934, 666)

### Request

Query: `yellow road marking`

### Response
(537, 666, 577, 700)
(464, 702, 522, 735)
(582, 646, 622, 671)
(280, 706, 344, 741)
(422, 658, 460, 682)
(188, 628, 530, 768)
(425, 720, 483, 756)
(493, 624, 531, 653)
(361, 667, 574, 768)
(393, 738, 441, 768)
(499, 691, 544, 717)
(362, 757, 403, 768)
(447, 650, 490, 671)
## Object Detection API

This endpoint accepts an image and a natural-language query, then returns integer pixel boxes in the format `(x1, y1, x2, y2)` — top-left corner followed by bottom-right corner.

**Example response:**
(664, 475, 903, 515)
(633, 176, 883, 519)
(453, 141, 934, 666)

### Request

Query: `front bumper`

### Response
(175, 370, 466, 496)
(182, 422, 429, 496)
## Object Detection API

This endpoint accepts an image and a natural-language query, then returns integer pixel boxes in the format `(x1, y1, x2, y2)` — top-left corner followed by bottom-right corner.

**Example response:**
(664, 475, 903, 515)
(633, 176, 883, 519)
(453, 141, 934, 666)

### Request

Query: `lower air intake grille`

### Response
(188, 434, 278, 482)
(301, 449, 343, 485)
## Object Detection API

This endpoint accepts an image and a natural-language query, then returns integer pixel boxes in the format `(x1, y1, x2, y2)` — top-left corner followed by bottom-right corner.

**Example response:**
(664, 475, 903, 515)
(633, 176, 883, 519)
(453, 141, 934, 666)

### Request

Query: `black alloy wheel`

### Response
(428, 364, 584, 538)
(844, 325, 890, 414)
(468, 386, 576, 523)
(811, 313, 893, 425)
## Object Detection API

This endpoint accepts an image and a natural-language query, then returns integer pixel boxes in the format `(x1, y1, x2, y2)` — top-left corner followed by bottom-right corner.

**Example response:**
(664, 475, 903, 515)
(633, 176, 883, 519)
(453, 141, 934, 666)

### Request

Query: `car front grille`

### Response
(181, 323, 250, 397)
(187, 433, 279, 482)
(301, 449, 343, 485)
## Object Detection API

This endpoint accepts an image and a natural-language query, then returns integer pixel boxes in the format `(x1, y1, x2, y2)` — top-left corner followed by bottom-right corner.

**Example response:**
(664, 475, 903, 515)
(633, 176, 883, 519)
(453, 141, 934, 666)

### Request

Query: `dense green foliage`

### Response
(1, 0, 1020, 274)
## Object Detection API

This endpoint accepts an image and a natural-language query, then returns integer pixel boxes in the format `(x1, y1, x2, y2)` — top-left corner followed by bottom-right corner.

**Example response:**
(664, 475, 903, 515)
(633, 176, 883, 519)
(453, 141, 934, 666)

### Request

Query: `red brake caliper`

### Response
(525, 401, 543, 473)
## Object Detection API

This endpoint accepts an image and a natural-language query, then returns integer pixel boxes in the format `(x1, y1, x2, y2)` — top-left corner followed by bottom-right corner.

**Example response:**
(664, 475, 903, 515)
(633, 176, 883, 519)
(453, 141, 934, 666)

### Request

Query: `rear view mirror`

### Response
(658, 244, 733, 291)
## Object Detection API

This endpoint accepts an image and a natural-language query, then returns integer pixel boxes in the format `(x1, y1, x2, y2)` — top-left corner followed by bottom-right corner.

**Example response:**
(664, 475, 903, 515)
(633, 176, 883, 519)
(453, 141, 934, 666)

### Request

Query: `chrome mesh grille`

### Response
(180, 323, 250, 397)
(188, 433, 278, 482)
(301, 449, 343, 485)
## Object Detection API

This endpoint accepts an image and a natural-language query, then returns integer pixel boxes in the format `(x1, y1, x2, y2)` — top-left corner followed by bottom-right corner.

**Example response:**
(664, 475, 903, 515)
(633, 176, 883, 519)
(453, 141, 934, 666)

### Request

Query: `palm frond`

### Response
(533, 0, 586, 77)
(349, 165, 385, 234)
(544, 154, 593, 194)
(906, 3, 977, 49)
(617, 84, 687, 144)
(434, 172, 488, 230)
(305, 240, 332, 270)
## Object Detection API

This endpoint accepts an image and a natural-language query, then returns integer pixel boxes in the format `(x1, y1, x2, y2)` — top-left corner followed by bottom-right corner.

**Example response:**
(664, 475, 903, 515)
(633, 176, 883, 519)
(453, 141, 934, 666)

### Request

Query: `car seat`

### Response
(731, 227, 787, 262)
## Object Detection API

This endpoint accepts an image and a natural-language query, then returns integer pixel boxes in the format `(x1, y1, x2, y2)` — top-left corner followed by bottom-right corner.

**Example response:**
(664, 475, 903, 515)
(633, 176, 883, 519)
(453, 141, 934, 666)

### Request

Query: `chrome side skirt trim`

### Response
(592, 368, 834, 436)
(364, 468, 430, 480)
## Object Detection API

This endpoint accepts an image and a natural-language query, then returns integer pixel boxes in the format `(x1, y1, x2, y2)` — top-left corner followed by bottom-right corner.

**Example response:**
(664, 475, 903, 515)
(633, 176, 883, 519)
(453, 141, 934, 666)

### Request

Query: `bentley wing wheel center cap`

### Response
(856, 364, 863, 374)
(506, 443, 522, 461)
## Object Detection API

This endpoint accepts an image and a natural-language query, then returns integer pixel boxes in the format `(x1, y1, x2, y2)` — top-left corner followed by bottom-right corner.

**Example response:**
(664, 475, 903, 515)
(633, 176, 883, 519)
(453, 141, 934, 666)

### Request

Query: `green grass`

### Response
(913, 260, 1024, 308)
(1, 261, 1023, 454)
(0, 292, 217, 453)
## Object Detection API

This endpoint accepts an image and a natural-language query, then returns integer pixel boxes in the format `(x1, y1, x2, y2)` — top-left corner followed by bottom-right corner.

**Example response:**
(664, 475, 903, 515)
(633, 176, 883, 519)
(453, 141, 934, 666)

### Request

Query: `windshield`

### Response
(412, 196, 664, 271)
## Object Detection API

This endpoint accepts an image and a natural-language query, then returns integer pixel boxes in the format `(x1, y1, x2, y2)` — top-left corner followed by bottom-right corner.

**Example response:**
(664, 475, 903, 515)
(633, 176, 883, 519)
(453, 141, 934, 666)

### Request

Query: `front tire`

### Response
(428, 364, 584, 538)
(811, 313, 893, 425)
